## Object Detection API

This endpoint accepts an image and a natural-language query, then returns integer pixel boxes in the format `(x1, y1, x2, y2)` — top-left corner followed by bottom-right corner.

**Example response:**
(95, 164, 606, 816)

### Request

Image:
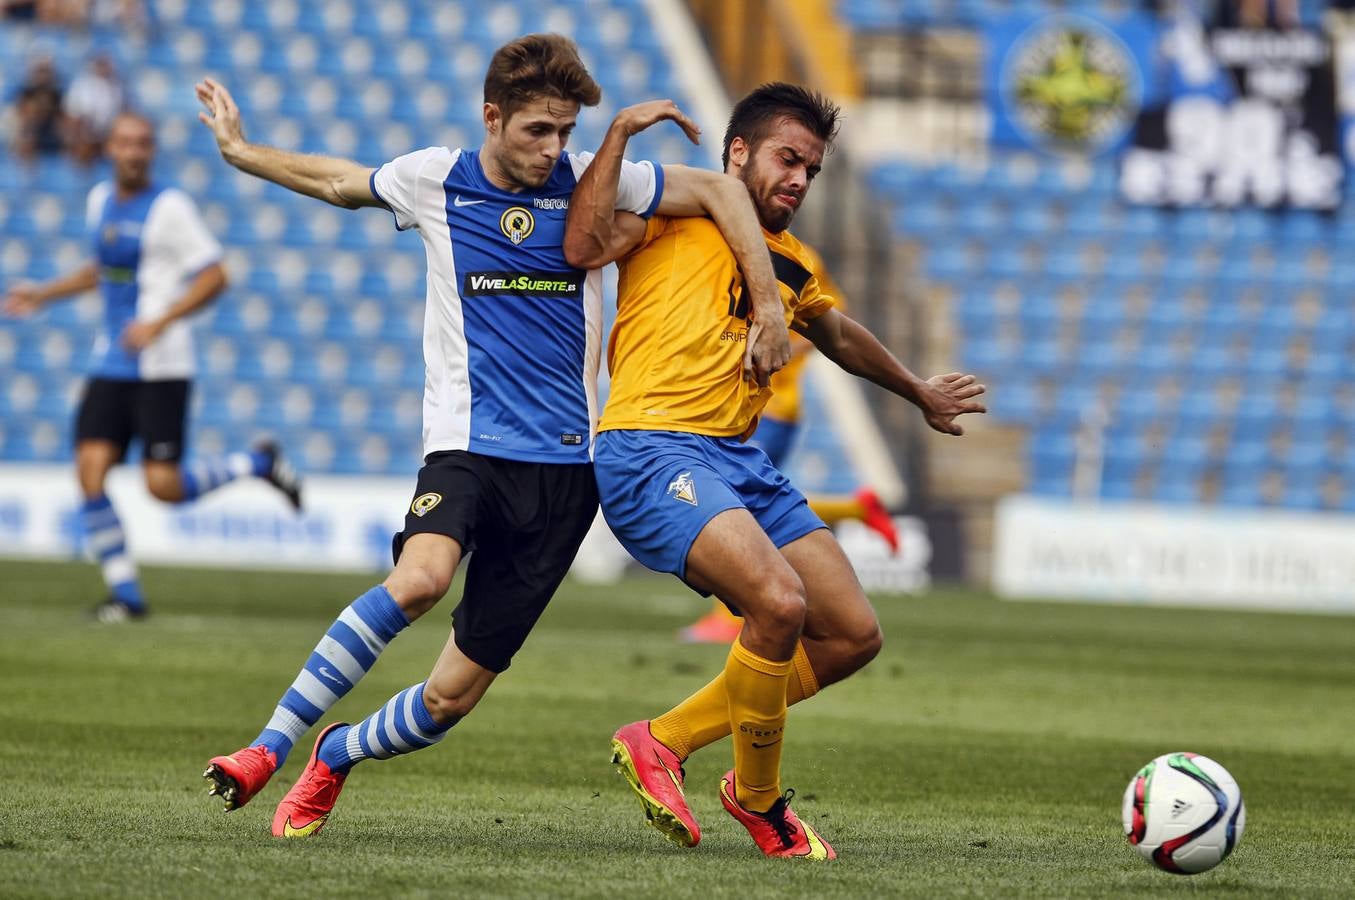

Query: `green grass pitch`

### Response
(1, 558, 1352, 898)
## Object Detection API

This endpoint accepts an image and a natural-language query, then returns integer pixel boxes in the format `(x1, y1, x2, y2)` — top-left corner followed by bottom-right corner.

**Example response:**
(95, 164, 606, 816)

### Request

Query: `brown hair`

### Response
(722, 82, 840, 168)
(483, 34, 601, 122)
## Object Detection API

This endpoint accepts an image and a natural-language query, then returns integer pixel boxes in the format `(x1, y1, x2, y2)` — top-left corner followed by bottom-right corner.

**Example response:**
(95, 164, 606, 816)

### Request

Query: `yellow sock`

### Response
(787, 641, 820, 704)
(808, 494, 864, 523)
(650, 642, 818, 761)
(725, 638, 792, 812)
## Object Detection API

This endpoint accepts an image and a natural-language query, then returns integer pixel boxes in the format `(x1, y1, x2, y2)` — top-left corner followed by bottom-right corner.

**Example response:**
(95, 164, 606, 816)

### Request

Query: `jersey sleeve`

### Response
(568, 151, 665, 219)
(791, 273, 836, 328)
(633, 214, 671, 254)
(370, 146, 450, 232)
(157, 189, 223, 276)
(84, 182, 111, 232)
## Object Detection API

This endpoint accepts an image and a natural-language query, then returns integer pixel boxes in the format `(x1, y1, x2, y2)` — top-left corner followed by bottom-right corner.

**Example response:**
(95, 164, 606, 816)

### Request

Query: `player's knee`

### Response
(750, 579, 807, 637)
(850, 621, 884, 671)
(384, 565, 451, 618)
(144, 472, 182, 502)
(76, 456, 109, 496)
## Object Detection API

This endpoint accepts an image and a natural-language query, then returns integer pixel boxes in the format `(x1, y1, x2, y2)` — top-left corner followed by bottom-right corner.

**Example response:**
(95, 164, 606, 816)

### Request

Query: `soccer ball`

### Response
(1122, 752, 1245, 874)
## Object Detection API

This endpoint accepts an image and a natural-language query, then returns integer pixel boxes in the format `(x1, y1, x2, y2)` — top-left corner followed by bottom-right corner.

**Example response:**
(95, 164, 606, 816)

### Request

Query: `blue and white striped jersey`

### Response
(371, 146, 662, 465)
(85, 181, 223, 381)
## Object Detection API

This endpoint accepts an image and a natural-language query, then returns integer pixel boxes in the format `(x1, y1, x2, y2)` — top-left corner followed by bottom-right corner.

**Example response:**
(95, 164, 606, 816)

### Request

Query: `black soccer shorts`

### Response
(391, 450, 599, 673)
(74, 377, 191, 463)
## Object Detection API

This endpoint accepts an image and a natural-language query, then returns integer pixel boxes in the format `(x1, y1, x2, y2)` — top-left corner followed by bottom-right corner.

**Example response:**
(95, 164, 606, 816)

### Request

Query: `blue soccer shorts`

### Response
(593, 428, 826, 585)
(749, 415, 799, 469)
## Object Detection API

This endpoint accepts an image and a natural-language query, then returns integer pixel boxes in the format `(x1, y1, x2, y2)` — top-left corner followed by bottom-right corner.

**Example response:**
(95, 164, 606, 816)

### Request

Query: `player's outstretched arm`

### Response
(798, 308, 988, 436)
(1, 261, 99, 317)
(195, 77, 379, 210)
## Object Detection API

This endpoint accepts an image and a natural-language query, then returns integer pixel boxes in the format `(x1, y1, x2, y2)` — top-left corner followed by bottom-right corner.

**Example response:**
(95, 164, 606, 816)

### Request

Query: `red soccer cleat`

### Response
(271, 723, 349, 838)
(855, 488, 899, 554)
(610, 721, 701, 847)
(203, 744, 278, 811)
(678, 606, 743, 644)
(719, 770, 836, 859)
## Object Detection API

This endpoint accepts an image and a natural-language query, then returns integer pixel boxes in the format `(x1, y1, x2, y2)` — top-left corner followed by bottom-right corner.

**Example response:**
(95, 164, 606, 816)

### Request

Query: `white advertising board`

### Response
(0, 465, 927, 593)
(994, 494, 1355, 614)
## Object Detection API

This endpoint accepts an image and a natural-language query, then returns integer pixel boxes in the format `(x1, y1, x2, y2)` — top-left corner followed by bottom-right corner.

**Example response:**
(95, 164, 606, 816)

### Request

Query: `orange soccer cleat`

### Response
(719, 770, 835, 860)
(271, 723, 349, 838)
(610, 720, 701, 847)
(203, 744, 278, 811)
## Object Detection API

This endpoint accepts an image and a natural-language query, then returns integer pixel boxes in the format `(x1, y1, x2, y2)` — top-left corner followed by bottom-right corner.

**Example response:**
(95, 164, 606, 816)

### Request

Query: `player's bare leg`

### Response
(780, 528, 883, 689)
(613, 509, 803, 849)
(205, 533, 462, 811)
(143, 459, 185, 502)
(76, 438, 119, 498)
(633, 529, 868, 857)
(685, 508, 804, 667)
(680, 510, 830, 857)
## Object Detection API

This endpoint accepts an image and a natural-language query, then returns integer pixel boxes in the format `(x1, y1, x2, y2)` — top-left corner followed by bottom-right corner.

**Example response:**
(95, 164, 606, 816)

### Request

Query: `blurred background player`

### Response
(1, 111, 302, 622)
(680, 247, 901, 644)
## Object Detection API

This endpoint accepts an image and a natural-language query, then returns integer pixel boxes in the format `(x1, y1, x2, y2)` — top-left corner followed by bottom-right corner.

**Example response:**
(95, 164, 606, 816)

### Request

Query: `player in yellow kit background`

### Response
(564, 82, 986, 859)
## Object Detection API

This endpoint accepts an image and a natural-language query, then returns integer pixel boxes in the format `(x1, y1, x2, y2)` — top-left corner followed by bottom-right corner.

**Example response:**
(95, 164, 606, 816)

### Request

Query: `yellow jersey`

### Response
(760, 244, 843, 425)
(599, 215, 835, 439)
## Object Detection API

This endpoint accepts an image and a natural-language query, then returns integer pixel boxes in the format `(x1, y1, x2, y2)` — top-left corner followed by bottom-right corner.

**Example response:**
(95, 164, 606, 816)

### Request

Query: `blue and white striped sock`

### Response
(253, 585, 409, 765)
(179, 450, 269, 502)
(79, 495, 144, 610)
(316, 681, 455, 774)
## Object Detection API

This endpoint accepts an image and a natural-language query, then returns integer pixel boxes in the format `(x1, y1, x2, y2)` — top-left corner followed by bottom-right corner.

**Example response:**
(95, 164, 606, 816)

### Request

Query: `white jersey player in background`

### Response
(1, 111, 303, 623)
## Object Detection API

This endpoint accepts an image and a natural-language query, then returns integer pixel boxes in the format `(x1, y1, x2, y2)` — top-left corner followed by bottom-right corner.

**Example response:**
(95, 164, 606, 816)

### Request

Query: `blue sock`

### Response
(317, 681, 455, 774)
(179, 451, 270, 502)
(253, 585, 409, 766)
(79, 495, 144, 611)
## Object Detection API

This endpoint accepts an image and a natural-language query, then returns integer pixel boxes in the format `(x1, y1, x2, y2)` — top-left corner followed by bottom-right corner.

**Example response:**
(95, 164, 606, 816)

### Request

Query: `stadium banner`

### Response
(993, 494, 1355, 614)
(984, 12, 1161, 155)
(0, 465, 929, 590)
(1120, 22, 1343, 208)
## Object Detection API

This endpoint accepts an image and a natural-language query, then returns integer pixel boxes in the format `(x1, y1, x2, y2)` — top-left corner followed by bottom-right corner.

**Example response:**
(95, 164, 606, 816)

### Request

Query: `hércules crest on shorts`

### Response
(667, 471, 697, 506)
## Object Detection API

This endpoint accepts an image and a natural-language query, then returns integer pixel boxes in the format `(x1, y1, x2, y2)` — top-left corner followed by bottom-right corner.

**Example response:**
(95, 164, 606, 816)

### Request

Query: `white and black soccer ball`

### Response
(1122, 752, 1245, 874)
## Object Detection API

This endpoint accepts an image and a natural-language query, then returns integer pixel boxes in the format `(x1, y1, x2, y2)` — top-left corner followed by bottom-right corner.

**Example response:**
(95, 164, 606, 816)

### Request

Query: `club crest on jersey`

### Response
(500, 206, 535, 245)
(667, 471, 698, 506)
(411, 492, 442, 517)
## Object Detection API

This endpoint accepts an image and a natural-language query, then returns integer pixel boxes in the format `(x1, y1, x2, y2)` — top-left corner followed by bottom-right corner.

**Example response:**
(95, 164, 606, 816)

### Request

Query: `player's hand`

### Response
(2, 282, 42, 317)
(121, 318, 165, 351)
(612, 99, 701, 145)
(919, 372, 987, 436)
(195, 77, 246, 156)
(743, 316, 792, 388)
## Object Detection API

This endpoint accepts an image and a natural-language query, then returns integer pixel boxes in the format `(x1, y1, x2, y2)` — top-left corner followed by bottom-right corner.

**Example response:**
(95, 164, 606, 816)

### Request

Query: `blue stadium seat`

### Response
(1155, 474, 1202, 505)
